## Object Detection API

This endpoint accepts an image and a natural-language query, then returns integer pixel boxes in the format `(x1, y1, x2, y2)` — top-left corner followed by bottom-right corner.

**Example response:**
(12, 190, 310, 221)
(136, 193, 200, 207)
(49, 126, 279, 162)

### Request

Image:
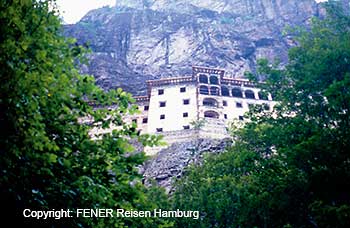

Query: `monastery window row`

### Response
(156, 112, 192, 120)
(130, 118, 148, 125)
(199, 85, 270, 100)
(159, 100, 190, 107)
(157, 87, 188, 96)
(199, 74, 219, 85)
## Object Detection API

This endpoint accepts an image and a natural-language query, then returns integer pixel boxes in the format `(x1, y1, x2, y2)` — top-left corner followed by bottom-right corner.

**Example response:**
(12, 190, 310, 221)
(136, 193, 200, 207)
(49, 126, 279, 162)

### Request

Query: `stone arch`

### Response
(221, 86, 230, 96)
(204, 110, 219, 119)
(232, 87, 243, 98)
(245, 89, 255, 99)
(203, 98, 219, 107)
(199, 74, 208, 84)
(199, 85, 209, 95)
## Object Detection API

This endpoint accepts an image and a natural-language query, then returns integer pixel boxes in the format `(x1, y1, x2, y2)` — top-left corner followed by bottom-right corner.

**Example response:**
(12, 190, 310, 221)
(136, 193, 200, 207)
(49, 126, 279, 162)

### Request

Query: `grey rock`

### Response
(64, 0, 326, 95)
(141, 138, 230, 193)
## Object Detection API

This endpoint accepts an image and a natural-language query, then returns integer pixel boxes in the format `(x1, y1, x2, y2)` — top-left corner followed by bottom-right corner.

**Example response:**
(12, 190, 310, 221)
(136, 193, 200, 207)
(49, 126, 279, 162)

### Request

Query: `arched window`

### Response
(203, 98, 218, 107)
(204, 110, 219, 119)
(258, 91, 268, 100)
(232, 88, 243, 98)
(245, 90, 255, 99)
(209, 75, 219, 85)
(199, 74, 208, 84)
(221, 86, 230, 96)
(199, 86, 209, 95)
(210, 87, 220, 96)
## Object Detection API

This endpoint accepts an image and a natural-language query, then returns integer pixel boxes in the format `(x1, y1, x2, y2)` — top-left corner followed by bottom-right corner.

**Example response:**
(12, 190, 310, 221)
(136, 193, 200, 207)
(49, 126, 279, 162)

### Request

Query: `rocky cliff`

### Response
(141, 138, 230, 192)
(64, 0, 324, 95)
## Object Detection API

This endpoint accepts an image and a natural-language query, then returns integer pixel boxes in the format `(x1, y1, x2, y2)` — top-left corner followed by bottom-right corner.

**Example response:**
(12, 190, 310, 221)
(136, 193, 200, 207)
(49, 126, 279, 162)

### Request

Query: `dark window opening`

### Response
(183, 99, 190, 105)
(239, 116, 244, 121)
(223, 100, 227, 106)
(209, 75, 219, 85)
(159, 101, 166, 107)
(236, 102, 243, 108)
(183, 125, 190, 130)
(142, 118, 148, 124)
(158, 89, 164, 95)
(210, 87, 220, 96)
(199, 74, 208, 84)
(180, 87, 186, 93)
(221, 86, 230, 96)
(160, 114, 165, 120)
(224, 114, 228, 119)
(204, 111, 219, 119)
(245, 90, 255, 99)
(199, 86, 209, 95)
(183, 112, 188, 117)
(144, 105, 149, 111)
(258, 91, 269, 100)
(156, 128, 163, 132)
(232, 88, 243, 98)
(263, 104, 270, 111)
(203, 98, 218, 107)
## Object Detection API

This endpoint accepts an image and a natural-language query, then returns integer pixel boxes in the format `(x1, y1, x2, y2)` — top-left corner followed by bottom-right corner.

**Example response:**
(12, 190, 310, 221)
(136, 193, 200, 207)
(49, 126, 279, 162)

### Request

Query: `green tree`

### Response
(173, 1, 350, 227)
(0, 1, 170, 227)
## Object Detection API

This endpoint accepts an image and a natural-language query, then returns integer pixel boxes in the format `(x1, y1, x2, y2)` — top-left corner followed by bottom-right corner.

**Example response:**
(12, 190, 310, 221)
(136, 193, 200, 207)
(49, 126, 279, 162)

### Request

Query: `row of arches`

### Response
(199, 85, 269, 100)
(199, 74, 219, 85)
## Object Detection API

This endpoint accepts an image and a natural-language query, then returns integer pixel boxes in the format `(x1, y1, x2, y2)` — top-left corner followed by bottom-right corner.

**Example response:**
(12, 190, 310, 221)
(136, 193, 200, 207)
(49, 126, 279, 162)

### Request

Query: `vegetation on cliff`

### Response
(173, 1, 350, 227)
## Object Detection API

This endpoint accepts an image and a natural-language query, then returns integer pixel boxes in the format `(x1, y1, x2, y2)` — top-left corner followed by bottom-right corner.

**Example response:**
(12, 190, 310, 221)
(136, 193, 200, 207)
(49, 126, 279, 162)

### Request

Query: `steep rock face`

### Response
(64, 0, 322, 95)
(141, 138, 230, 192)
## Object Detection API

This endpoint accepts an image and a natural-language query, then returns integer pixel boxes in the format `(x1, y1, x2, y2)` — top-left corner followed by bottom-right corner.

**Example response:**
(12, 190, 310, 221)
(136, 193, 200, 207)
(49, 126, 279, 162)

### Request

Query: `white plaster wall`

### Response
(147, 83, 197, 133)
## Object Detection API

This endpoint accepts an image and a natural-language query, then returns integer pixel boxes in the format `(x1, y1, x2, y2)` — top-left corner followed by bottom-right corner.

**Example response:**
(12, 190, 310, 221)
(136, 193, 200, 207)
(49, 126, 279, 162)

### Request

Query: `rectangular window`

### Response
(180, 87, 186, 93)
(159, 101, 166, 107)
(263, 104, 270, 111)
(183, 112, 188, 117)
(224, 114, 227, 119)
(144, 105, 149, 111)
(160, 114, 165, 120)
(236, 102, 243, 108)
(158, 89, 164, 95)
(142, 118, 148, 124)
(239, 116, 244, 121)
(223, 100, 227, 106)
(156, 128, 163, 132)
(183, 125, 190, 130)
(183, 99, 190, 105)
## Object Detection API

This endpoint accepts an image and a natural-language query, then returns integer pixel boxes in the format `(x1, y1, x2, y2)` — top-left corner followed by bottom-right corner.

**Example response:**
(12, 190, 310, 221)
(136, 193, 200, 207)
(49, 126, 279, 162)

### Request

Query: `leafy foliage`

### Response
(0, 1, 170, 227)
(173, 1, 350, 227)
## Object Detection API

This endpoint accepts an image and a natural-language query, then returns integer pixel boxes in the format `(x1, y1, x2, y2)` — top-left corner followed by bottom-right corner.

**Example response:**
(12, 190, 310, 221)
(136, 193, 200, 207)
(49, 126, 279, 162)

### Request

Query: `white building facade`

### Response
(130, 66, 275, 143)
